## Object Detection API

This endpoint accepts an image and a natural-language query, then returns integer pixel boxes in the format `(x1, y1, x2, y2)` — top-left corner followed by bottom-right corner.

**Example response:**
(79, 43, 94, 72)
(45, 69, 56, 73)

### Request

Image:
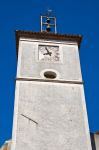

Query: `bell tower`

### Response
(40, 10, 57, 33)
(11, 14, 92, 150)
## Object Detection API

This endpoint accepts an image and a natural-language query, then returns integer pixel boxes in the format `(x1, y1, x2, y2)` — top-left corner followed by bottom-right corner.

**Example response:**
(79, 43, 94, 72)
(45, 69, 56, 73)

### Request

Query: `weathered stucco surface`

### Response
(11, 38, 92, 150)
(17, 39, 82, 81)
(11, 81, 92, 150)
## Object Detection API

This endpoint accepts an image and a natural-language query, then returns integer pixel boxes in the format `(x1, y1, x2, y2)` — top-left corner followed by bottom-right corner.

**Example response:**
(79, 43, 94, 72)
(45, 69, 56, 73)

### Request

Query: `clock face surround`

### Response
(38, 45, 61, 62)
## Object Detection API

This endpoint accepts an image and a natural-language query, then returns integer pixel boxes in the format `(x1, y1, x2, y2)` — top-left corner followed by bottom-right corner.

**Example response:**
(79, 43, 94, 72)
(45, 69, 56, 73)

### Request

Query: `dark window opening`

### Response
(44, 71, 57, 79)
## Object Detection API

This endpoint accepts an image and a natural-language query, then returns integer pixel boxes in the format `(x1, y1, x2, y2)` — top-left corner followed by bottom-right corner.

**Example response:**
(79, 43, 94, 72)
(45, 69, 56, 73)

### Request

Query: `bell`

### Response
(46, 24, 51, 32)
(46, 17, 50, 23)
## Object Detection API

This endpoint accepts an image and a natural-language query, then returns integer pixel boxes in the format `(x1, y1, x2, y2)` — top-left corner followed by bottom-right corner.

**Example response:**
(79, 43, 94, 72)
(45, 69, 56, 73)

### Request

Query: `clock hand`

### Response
(44, 52, 52, 56)
(21, 114, 38, 125)
(45, 46, 49, 53)
(45, 47, 52, 56)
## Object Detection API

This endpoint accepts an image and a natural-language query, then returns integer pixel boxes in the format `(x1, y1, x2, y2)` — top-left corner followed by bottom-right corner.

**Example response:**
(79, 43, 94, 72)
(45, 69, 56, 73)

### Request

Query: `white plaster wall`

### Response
(17, 39, 82, 81)
(11, 82, 20, 150)
(12, 81, 91, 150)
(11, 37, 92, 150)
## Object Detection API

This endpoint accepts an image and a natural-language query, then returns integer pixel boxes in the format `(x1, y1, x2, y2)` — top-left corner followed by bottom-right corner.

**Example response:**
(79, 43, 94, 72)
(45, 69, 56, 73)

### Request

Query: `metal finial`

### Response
(47, 9, 52, 16)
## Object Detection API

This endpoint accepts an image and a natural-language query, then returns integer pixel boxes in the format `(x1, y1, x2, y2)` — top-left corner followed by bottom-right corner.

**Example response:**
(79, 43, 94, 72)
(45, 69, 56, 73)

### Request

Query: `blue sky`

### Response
(0, 0, 99, 147)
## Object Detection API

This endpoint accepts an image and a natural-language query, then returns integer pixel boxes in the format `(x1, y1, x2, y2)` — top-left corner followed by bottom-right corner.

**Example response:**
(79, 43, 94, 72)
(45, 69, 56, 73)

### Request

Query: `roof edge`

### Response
(16, 30, 83, 57)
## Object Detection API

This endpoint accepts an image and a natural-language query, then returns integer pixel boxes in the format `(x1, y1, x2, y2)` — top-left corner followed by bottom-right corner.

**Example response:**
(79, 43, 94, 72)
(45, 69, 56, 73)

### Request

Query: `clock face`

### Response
(38, 45, 60, 62)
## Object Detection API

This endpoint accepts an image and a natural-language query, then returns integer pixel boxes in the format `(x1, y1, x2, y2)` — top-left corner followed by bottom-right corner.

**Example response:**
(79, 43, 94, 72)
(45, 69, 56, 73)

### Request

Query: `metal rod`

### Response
(21, 114, 38, 125)
(55, 17, 57, 33)
(42, 16, 55, 19)
(41, 16, 42, 32)
(42, 23, 55, 26)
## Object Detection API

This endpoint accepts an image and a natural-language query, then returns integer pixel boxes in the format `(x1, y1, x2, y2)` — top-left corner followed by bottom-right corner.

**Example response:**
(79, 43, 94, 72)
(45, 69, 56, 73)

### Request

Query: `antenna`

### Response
(40, 9, 57, 33)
